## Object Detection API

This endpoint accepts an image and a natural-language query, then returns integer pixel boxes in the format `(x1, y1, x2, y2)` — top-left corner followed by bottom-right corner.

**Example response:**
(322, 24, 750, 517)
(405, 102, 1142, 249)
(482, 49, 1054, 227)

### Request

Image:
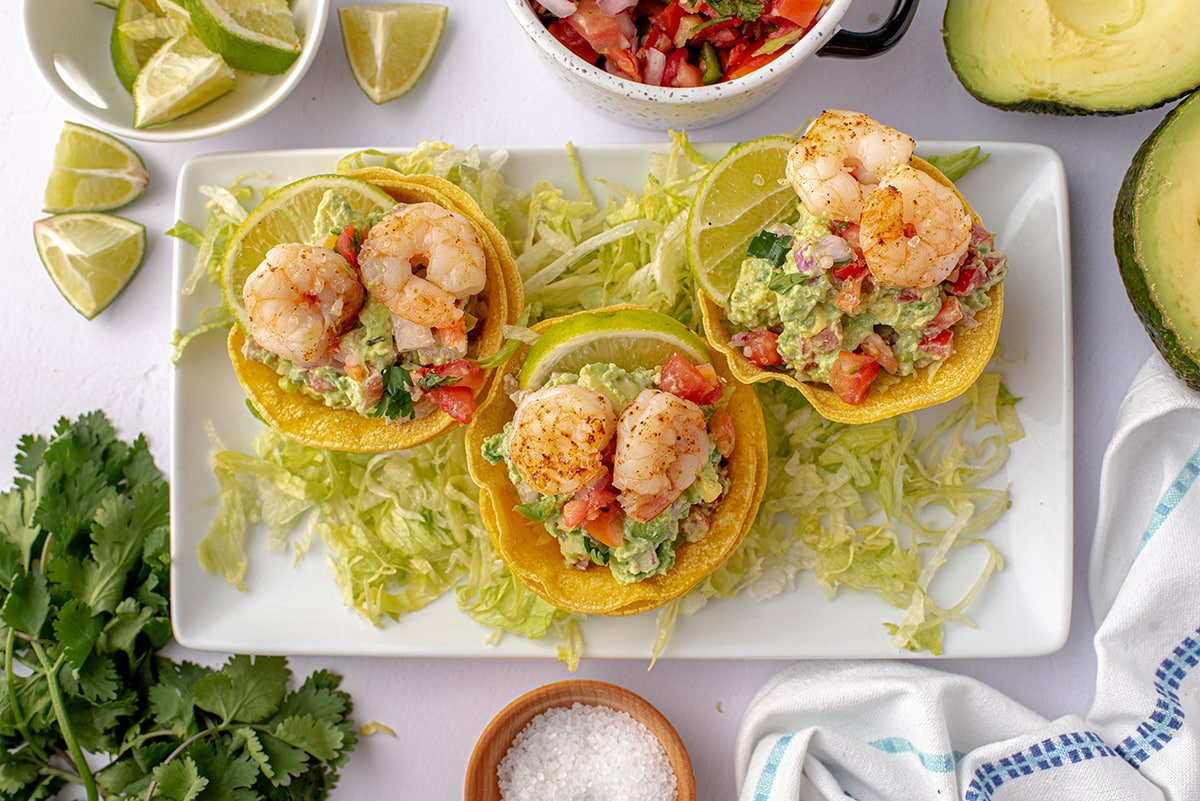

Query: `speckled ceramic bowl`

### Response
(504, 0, 919, 130)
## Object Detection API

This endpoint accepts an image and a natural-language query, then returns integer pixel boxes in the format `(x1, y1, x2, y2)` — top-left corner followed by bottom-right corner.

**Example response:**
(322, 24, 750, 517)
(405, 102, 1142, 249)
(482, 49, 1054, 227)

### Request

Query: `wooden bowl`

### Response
(465, 679, 696, 801)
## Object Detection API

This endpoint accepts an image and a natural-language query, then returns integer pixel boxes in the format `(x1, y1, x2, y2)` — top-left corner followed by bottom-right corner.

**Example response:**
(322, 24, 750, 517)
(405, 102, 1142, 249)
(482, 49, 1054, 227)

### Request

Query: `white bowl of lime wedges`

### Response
(21, 0, 328, 142)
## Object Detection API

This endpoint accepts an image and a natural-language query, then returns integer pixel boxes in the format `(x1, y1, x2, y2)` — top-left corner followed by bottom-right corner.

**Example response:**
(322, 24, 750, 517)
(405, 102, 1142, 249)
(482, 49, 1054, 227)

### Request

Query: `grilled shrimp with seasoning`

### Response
(357, 201, 487, 351)
(242, 243, 364, 367)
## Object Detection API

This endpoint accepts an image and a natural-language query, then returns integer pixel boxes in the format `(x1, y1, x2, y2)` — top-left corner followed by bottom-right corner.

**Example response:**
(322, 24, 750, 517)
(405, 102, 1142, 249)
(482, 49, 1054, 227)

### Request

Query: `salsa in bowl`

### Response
(505, 0, 919, 128)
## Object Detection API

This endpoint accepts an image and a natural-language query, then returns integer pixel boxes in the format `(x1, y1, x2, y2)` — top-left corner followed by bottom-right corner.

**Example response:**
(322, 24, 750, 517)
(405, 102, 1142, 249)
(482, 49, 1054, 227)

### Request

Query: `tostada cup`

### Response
(464, 305, 768, 617)
(700, 130, 1006, 426)
(228, 169, 523, 452)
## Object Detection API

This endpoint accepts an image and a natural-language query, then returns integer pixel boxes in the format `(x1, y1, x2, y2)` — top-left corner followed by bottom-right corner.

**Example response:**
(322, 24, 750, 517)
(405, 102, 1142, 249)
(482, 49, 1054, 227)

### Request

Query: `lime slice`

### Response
(221, 174, 397, 330)
(33, 213, 147, 320)
(518, 307, 711, 389)
(43, 122, 149, 214)
(686, 135, 798, 303)
(339, 3, 448, 105)
(185, 0, 301, 74)
(133, 31, 236, 128)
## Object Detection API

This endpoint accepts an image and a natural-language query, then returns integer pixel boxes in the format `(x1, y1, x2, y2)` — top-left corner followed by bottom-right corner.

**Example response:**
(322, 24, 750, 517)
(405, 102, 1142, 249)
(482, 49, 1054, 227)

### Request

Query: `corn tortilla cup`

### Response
(228, 170, 524, 453)
(700, 156, 1004, 425)
(464, 306, 769, 617)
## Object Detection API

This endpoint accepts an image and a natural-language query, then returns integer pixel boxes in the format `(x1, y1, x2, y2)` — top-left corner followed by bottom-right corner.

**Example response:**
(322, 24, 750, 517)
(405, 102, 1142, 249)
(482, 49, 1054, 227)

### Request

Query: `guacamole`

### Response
(724, 206, 1008, 389)
(481, 361, 731, 585)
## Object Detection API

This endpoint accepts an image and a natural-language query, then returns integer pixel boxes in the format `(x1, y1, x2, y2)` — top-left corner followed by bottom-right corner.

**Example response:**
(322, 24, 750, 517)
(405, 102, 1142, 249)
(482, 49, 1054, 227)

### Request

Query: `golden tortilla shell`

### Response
(701, 156, 1004, 425)
(229, 170, 523, 453)
(464, 306, 769, 617)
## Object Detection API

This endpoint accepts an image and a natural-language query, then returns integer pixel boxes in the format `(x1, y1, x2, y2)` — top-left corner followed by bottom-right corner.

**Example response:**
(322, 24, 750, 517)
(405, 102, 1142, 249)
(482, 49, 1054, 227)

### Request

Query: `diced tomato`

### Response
(950, 264, 985, 296)
(859, 332, 899, 375)
(565, 0, 631, 53)
(604, 46, 641, 80)
(649, 0, 688, 38)
(731, 329, 783, 367)
(919, 329, 954, 360)
(335, 223, 361, 269)
(709, 409, 736, 458)
(659, 353, 723, 405)
(548, 18, 599, 63)
(562, 484, 624, 548)
(830, 261, 868, 281)
(583, 504, 625, 548)
(828, 351, 880, 405)
(724, 48, 786, 81)
(643, 24, 673, 52)
(424, 359, 486, 393)
(691, 18, 742, 48)
(428, 386, 476, 425)
(767, 0, 823, 27)
(926, 295, 964, 331)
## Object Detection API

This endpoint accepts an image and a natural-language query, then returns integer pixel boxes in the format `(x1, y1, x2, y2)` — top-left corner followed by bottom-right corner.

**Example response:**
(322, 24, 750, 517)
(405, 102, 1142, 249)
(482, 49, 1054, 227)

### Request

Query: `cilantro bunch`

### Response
(0, 412, 356, 800)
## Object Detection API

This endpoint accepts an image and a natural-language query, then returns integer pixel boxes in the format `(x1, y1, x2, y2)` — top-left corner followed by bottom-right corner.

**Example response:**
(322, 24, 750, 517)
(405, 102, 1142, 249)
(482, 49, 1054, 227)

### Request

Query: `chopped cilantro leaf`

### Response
(747, 229, 792, 267)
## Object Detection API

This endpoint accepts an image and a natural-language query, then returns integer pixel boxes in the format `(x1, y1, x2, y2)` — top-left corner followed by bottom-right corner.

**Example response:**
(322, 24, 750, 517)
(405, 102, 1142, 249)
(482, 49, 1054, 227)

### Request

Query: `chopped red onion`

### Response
(537, 0, 578, 18)
(597, 0, 637, 13)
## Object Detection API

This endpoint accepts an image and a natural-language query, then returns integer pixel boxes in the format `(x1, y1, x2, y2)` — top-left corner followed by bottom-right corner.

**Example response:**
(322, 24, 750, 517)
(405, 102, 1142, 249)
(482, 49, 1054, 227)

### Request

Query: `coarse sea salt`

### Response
(497, 701, 678, 801)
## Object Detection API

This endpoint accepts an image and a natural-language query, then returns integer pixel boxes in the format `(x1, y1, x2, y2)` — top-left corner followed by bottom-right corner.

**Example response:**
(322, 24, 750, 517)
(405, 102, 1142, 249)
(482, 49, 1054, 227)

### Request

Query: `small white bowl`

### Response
(504, 0, 918, 130)
(21, 0, 328, 143)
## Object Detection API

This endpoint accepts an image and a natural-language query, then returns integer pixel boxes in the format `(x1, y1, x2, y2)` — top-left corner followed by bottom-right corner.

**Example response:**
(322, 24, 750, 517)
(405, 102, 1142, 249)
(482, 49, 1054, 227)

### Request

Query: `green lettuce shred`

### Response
(200, 425, 569, 642)
(184, 136, 1021, 663)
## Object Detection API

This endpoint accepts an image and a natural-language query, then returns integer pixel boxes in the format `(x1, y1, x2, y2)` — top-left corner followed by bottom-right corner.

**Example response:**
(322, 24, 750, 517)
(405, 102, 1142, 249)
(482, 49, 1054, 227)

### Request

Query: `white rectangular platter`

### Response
(170, 140, 1073, 659)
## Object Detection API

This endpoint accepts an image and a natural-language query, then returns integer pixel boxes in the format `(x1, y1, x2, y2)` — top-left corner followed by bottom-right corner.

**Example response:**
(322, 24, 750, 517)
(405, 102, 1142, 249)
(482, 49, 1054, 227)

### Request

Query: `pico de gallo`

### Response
(529, 0, 829, 87)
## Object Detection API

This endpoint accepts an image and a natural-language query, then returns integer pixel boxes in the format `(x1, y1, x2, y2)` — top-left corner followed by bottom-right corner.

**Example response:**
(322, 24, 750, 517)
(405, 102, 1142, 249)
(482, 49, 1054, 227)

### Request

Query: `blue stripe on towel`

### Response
(963, 732, 1122, 801)
(753, 732, 796, 801)
(869, 738, 962, 773)
(1116, 626, 1200, 768)
(1135, 446, 1200, 560)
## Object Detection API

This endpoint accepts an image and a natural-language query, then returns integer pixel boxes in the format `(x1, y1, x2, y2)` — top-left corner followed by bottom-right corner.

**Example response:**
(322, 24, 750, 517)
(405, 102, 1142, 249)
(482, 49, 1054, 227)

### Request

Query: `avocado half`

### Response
(943, 0, 1200, 114)
(1114, 91, 1200, 390)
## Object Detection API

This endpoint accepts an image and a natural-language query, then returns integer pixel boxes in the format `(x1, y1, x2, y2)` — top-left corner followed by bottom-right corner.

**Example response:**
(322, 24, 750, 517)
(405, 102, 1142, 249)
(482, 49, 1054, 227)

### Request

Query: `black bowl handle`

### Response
(817, 0, 919, 58)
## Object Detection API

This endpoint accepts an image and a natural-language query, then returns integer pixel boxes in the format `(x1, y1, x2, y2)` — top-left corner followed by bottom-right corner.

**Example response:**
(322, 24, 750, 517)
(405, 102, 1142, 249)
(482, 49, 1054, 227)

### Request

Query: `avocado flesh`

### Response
(1114, 90, 1200, 389)
(944, 0, 1200, 114)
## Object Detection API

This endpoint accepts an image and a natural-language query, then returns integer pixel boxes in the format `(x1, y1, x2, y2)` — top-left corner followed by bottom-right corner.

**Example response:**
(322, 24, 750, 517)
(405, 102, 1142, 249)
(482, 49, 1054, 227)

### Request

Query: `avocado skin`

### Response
(1113, 92, 1200, 390)
(942, 0, 1200, 116)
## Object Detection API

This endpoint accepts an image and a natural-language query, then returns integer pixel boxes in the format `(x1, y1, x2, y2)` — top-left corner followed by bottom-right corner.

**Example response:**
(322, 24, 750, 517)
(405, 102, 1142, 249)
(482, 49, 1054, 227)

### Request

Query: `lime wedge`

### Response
(110, 0, 189, 91)
(221, 174, 397, 330)
(43, 122, 149, 214)
(518, 307, 711, 389)
(686, 135, 798, 303)
(34, 213, 147, 320)
(184, 0, 301, 74)
(339, 3, 447, 105)
(133, 31, 236, 128)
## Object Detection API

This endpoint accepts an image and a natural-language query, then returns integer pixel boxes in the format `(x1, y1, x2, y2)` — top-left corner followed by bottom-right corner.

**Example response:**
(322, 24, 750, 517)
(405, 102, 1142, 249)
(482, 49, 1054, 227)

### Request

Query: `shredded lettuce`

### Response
(200, 425, 570, 645)
(184, 136, 1022, 663)
(656, 376, 1022, 657)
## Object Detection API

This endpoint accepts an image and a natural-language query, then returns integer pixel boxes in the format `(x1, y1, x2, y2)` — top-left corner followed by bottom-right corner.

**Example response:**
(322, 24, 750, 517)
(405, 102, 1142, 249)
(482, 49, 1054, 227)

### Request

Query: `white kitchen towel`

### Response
(734, 354, 1200, 801)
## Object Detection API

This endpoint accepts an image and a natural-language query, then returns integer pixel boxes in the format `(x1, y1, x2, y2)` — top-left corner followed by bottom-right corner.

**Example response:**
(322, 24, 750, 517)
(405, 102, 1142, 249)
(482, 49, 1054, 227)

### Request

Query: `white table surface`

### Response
(3, 1, 1167, 798)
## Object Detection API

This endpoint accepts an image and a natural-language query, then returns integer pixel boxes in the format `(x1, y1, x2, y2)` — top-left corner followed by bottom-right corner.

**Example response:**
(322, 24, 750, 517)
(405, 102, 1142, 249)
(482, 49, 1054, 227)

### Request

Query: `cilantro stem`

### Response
(5, 629, 51, 763)
(31, 641, 99, 801)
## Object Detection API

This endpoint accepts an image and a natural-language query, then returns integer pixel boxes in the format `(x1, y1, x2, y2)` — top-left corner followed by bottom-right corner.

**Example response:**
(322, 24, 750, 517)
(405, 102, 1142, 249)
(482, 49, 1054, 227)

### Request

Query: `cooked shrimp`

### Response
(243, 243, 364, 366)
(357, 202, 487, 331)
(785, 109, 916, 222)
(612, 389, 709, 524)
(859, 164, 973, 288)
(507, 384, 616, 496)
